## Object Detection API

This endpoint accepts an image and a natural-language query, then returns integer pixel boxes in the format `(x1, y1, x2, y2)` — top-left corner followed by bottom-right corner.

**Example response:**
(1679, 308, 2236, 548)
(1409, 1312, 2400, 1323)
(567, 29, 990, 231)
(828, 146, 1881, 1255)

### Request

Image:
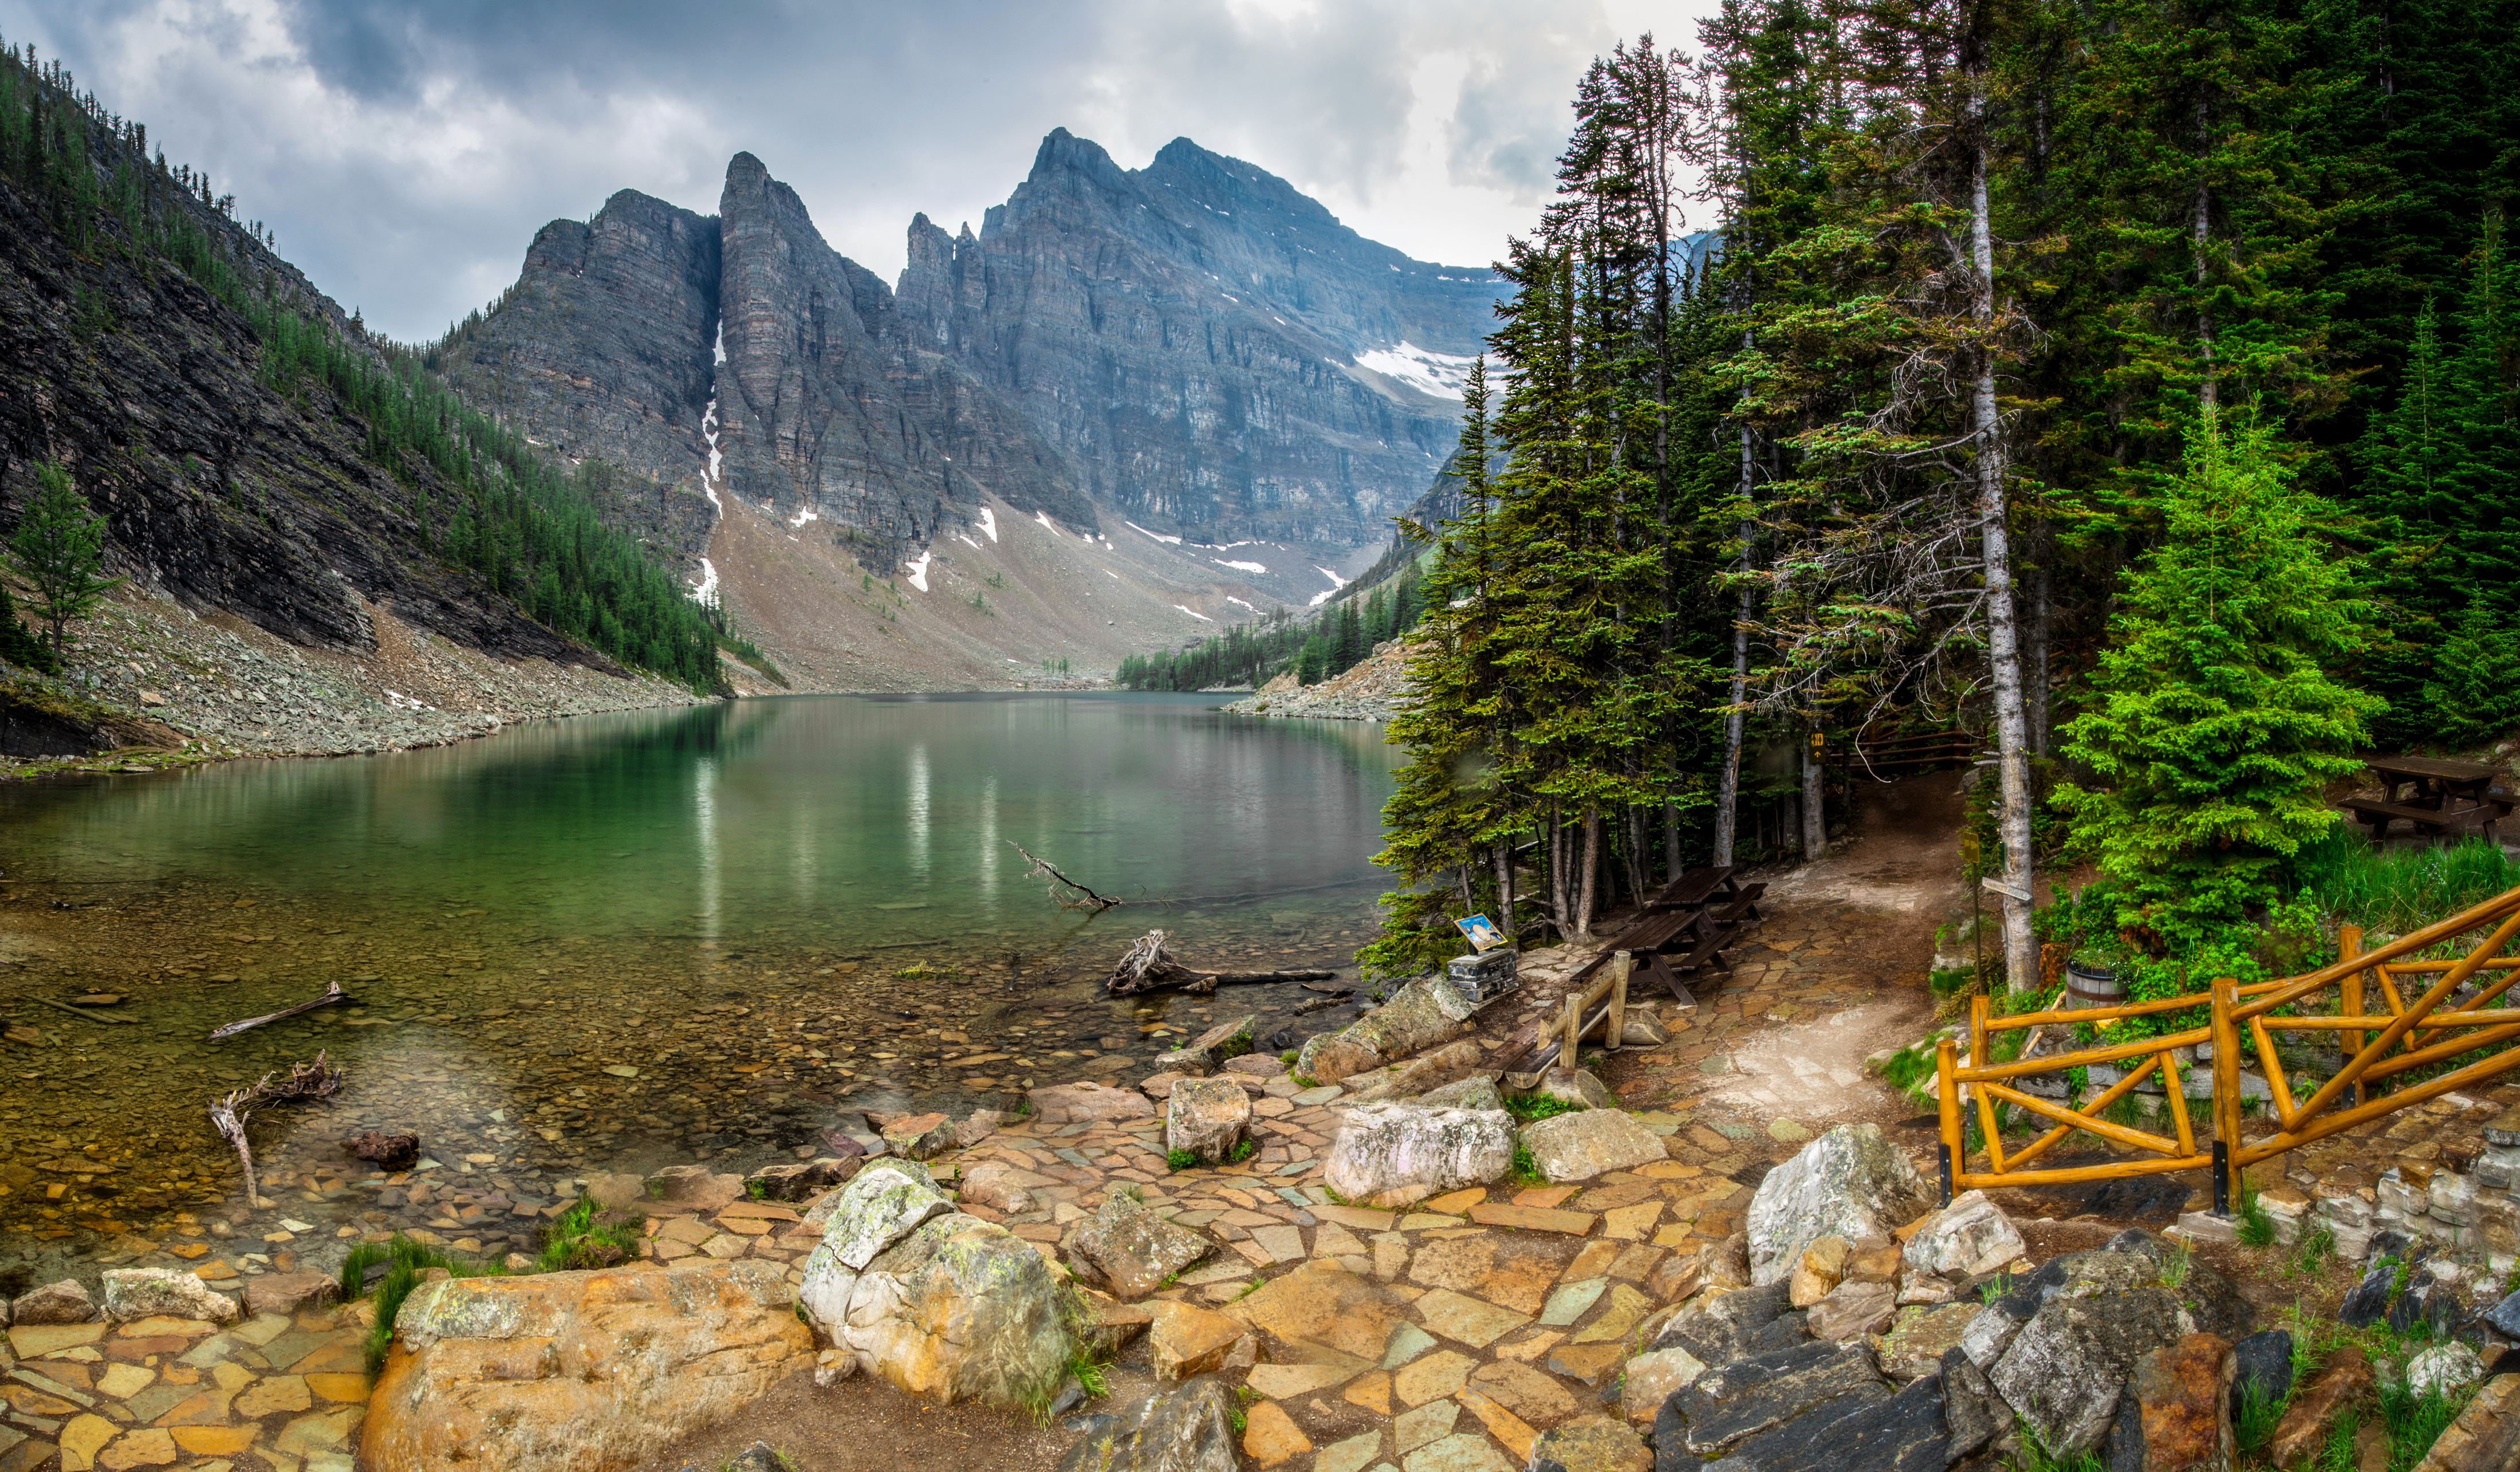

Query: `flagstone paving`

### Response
(3, 885, 1944, 1472)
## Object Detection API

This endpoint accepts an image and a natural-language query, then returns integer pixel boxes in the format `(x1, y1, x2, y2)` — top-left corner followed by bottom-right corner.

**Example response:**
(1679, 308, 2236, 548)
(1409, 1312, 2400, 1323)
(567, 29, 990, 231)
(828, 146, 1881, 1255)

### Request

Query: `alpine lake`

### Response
(0, 692, 1401, 1284)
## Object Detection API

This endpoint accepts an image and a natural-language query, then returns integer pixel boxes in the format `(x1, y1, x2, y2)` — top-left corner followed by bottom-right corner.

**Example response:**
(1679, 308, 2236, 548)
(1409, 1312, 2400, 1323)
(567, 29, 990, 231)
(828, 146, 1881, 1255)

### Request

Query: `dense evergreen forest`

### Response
(1113, 564, 1426, 690)
(0, 41, 722, 689)
(1363, 4, 2520, 995)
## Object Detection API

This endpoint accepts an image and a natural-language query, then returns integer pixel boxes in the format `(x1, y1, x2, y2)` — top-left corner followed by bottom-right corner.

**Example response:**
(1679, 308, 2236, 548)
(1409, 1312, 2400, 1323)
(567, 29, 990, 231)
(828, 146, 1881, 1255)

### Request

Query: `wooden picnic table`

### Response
(2367, 755, 2502, 810)
(2344, 755, 2513, 843)
(1644, 864, 1746, 912)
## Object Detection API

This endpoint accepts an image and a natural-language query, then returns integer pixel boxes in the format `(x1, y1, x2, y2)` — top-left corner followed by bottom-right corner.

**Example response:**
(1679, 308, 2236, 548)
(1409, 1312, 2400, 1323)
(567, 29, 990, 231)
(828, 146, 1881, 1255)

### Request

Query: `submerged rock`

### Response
(10, 1278, 98, 1325)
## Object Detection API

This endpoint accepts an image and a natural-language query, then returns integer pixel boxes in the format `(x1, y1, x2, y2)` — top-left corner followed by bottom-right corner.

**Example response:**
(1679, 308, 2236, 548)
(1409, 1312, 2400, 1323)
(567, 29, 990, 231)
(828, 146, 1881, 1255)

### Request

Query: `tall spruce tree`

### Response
(2054, 411, 2381, 955)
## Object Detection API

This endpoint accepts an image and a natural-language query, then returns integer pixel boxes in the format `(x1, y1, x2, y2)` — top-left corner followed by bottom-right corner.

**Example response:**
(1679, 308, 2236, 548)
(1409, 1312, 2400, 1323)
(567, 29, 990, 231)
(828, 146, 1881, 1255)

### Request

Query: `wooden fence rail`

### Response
(1933, 882, 2520, 1212)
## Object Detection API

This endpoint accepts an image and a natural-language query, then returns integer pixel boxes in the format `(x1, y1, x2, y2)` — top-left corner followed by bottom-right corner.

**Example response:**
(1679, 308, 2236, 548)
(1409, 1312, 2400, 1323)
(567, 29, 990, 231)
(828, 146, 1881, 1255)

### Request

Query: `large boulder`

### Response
(1339, 1039, 1491, 1104)
(1653, 1339, 1889, 1457)
(1415, 1073, 1506, 1112)
(1026, 1081, 1158, 1125)
(1901, 1190, 2027, 1281)
(1344, 974, 1475, 1059)
(1322, 1101, 1515, 1209)
(836, 1212, 1077, 1407)
(804, 1162, 954, 1270)
(1747, 1125, 1933, 1286)
(1166, 1077, 1253, 1165)
(1064, 1190, 1213, 1299)
(1058, 1380, 1241, 1472)
(1724, 1367, 1951, 1472)
(1295, 1032, 1383, 1085)
(1975, 1247, 2214, 1456)
(360, 1260, 812, 1472)
(1649, 1281, 1808, 1368)
(101, 1268, 239, 1325)
(642, 1164, 745, 1211)
(1522, 1108, 1672, 1184)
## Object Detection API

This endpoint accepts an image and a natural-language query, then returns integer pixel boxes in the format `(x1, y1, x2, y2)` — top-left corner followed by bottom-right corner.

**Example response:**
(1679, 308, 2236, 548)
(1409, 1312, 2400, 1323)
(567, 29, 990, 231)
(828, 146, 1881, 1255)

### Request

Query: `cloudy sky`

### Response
(0, 0, 1710, 343)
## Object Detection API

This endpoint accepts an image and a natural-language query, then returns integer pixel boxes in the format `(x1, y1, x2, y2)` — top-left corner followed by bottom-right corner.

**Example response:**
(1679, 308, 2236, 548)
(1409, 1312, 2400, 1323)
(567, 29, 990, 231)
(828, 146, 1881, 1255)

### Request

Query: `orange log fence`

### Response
(1933, 883, 2520, 1214)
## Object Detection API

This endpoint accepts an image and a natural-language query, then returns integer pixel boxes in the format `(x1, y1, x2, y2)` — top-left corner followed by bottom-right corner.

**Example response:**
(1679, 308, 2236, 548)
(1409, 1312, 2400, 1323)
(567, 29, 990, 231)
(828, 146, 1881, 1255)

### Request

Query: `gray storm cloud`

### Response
(0, 0, 1692, 341)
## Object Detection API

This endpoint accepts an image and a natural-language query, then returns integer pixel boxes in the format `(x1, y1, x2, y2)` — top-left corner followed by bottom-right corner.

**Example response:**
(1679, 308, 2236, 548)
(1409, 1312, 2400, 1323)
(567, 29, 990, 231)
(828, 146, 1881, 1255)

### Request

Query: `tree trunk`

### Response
(2026, 528, 2053, 755)
(1712, 420, 1757, 866)
(1972, 109, 2039, 995)
(1494, 841, 1517, 943)
(1577, 810, 1602, 940)
(1800, 725, 1826, 862)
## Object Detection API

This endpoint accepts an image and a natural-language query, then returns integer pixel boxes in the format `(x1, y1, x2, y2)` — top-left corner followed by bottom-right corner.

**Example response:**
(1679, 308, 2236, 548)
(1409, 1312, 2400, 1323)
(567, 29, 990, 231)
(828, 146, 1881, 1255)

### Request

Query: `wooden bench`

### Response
(1706, 882, 1767, 927)
(2344, 797, 2511, 841)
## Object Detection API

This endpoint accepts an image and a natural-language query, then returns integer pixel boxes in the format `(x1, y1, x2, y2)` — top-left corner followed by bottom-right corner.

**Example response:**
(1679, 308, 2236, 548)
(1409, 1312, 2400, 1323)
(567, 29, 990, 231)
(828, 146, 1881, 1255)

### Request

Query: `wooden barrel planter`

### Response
(2064, 957, 2122, 1010)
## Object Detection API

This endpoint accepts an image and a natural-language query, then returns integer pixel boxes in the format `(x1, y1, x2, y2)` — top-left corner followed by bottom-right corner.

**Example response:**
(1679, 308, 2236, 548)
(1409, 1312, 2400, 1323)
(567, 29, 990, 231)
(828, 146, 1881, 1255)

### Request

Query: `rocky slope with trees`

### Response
(0, 40, 727, 754)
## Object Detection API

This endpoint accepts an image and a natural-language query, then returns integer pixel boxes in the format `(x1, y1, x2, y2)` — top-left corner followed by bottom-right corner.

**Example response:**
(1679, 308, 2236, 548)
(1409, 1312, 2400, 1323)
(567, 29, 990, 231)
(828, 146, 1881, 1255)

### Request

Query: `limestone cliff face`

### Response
(894, 131, 1503, 544)
(431, 188, 720, 493)
(712, 152, 1092, 560)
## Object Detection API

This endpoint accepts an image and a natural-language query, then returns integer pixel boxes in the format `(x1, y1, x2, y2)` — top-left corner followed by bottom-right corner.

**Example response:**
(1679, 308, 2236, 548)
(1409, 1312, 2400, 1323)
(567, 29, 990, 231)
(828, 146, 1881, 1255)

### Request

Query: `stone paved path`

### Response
(1, 1305, 370, 1472)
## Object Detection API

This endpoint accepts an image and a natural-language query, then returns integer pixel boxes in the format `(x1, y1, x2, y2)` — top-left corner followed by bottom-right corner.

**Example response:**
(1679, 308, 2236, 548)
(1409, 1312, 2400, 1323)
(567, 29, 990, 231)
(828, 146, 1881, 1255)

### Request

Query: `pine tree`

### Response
(2054, 411, 2382, 954)
(7, 462, 120, 655)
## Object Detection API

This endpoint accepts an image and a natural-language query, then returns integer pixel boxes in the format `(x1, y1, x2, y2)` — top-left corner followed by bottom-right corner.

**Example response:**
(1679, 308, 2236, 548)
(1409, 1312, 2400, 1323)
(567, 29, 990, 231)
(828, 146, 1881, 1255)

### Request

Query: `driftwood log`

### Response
(207, 980, 350, 1041)
(1011, 841, 1123, 912)
(210, 1052, 344, 1209)
(1105, 930, 1336, 996)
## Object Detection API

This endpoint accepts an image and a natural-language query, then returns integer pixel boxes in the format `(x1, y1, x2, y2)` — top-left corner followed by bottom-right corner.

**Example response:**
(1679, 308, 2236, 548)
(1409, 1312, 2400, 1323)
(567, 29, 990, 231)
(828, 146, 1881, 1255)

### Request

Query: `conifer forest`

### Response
(1360, 7, 2520, 1003)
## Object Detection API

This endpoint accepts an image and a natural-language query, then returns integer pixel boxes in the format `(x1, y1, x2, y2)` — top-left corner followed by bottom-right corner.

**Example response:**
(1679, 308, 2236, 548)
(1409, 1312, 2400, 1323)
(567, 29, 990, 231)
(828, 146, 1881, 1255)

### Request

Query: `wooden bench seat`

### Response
(2342, 797, 2509, 840)
(1706, 882, 1767, 927)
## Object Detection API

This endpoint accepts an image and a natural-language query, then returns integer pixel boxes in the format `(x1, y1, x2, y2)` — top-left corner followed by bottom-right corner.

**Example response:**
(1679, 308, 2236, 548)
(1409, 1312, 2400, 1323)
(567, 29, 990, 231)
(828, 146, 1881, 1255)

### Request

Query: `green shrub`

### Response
(1166, 1148, 1200, 1171)
(1510, 1142, 1546, 1187)
(1230, 1138, 1257, 1163)
(1218, 1031, 1255, 1061)
(1503, 1093, 1583, 1124)
(539, 1195, 647, 1272)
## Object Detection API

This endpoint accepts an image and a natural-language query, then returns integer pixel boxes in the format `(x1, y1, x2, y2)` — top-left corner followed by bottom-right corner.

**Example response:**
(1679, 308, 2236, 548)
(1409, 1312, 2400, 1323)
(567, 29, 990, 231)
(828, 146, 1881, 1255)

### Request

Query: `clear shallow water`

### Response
(0, 694, 1399, 1270)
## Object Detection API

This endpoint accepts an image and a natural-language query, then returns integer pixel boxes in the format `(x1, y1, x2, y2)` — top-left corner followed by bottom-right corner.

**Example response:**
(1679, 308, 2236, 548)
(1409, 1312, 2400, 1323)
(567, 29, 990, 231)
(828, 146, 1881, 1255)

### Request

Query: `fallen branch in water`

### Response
(1011, 841, 1122, 912)
(210, 1052, 344, 1209)
(30, 995, 135, 1025)
(1105, 929, 1336, 995)
(207, 980, 351, 1041)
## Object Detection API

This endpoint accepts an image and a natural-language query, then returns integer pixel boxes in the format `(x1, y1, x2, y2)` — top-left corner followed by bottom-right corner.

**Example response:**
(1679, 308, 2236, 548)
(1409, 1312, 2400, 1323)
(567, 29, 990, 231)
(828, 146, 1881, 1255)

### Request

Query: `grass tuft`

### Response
(1503, 1093, 1584, 1124)
(538, 1196, 647, 1272)
(341, 1234, 508, 1375)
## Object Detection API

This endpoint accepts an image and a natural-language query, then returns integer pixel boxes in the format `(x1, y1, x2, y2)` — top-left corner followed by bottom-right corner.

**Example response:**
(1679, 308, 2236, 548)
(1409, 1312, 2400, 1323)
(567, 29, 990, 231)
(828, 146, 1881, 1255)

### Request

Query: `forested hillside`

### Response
(1365, 9, 2519, 990)
(0, 38, 721, 691)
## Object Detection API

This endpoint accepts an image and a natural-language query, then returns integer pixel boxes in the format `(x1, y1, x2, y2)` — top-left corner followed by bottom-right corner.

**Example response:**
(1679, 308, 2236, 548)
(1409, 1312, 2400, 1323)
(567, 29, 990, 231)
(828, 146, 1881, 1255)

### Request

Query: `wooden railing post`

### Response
(2341, 924, 2367, 1108)
(1605, 951, 1630, 1053)
(1937, 1036, 1962, 1199)
(2212, 975, 2243, 1213)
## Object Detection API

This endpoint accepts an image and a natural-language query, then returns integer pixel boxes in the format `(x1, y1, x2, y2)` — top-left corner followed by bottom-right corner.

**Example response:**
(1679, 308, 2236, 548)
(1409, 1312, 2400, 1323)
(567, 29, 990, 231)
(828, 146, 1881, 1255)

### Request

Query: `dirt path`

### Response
(1610, 770, 1964, 1142)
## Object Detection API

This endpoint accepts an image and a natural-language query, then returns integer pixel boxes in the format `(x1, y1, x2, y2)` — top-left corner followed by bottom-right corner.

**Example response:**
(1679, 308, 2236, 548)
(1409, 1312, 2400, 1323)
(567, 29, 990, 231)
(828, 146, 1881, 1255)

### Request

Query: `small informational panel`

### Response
(1455, 913, 1507, 952)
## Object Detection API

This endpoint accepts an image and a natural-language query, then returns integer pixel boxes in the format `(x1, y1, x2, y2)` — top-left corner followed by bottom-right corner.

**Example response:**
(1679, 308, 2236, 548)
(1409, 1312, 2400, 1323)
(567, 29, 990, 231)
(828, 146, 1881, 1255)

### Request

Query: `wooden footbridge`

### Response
(1934, 883, 2520, 1212)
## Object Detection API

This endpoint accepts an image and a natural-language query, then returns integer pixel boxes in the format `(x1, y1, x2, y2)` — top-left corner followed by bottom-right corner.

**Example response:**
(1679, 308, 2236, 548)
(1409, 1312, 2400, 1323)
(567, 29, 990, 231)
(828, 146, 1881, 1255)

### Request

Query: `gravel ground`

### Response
(2, 587, 706, 776)
(1220, 637, 1411, 722)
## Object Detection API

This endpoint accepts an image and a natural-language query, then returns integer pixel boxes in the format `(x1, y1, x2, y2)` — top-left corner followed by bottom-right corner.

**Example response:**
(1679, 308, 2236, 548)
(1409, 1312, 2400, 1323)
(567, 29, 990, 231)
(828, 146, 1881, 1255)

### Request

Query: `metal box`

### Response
(1444, 947, 1521, 1010)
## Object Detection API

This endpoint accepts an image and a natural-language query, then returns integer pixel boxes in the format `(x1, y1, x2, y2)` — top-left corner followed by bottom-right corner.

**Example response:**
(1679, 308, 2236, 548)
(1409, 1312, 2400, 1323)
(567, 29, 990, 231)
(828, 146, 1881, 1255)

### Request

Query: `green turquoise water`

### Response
(0, 694, 1399, 1262)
